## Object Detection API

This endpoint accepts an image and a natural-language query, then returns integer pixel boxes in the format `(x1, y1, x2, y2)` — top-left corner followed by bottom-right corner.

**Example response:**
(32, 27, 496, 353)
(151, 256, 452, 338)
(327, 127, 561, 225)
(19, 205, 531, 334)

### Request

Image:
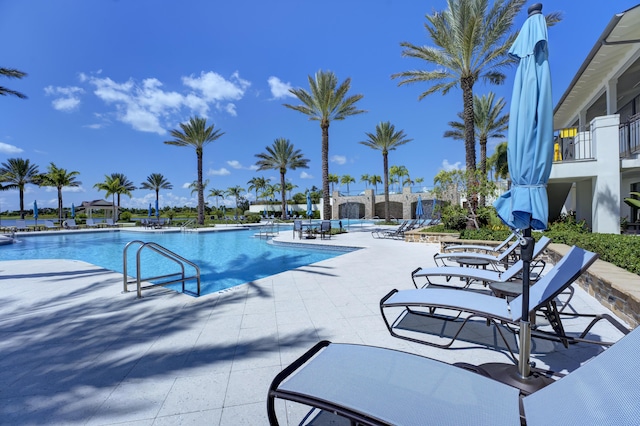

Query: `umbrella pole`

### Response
(518, 227, 534, 378)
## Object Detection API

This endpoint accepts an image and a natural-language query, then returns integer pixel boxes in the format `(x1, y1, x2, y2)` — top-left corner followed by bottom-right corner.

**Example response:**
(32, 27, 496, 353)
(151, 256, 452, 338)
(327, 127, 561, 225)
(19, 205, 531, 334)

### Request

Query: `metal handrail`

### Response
(123, 240, 201, 298)
(180, 218, 196, 231)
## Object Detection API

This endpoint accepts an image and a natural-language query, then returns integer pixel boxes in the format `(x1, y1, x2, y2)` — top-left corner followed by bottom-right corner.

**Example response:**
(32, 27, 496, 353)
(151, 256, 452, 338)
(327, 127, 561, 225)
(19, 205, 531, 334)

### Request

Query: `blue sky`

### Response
(0, 0, 637, 213)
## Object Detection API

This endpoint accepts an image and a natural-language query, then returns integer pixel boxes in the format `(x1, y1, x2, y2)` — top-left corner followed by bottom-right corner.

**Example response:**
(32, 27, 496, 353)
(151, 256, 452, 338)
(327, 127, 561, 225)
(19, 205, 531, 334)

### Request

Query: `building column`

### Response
(606, 78, 618, 115)
(591, 114, 621, 234)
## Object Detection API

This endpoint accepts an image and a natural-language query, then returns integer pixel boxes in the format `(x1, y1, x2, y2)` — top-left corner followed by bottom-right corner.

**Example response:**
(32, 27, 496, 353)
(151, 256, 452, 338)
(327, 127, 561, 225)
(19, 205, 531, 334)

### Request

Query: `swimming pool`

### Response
(1, 229, 356, 296)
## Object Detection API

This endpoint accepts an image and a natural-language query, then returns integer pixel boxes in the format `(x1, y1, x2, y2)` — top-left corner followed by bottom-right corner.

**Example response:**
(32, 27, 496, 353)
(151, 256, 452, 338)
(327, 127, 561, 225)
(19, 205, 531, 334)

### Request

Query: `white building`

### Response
(549, 4, 640, 234)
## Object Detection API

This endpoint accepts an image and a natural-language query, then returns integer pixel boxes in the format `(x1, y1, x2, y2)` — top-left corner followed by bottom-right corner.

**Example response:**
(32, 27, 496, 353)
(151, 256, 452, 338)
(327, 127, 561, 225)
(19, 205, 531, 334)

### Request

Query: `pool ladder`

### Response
(122, 240, 201, 298)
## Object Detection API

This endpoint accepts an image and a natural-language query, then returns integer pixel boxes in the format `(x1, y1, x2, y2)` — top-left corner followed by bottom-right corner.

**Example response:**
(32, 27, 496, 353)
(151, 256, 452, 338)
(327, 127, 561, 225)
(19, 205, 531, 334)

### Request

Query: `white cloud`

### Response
(80, 71, 251, 134)
(208, 167, 230, 176)
(330, 155, 347, 165)
(181, 182, 192, 189)
(248, 164, 259, 171)
(441, 159, 463, 171)
(300, 171, 313, 179)
(267, 76, 295, 99)
(44, 85, 85, 112)
(0, 142, 23, 154)
(227, 160, 243, 169)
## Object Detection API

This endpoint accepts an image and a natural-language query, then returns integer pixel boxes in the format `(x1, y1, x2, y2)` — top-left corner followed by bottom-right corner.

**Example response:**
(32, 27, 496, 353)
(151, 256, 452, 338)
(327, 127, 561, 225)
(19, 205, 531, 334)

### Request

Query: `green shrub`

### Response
(119, 211, 132, 222)
(441, 205, 467, 231)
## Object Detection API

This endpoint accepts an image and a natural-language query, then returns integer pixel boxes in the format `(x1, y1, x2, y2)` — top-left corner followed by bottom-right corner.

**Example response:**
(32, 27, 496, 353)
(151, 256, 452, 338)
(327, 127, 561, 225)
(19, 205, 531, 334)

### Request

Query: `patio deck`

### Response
(0, 228, 629, 424)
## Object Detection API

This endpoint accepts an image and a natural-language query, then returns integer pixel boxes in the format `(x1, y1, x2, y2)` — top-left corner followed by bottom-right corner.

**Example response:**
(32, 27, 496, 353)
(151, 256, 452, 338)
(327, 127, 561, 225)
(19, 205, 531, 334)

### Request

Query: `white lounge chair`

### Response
(413, 236, 551, 289)
(44, 220, 60, 230)
(63, 219, 79, 229)
(381, 246, 628, 359)
(268, 325, 640, 425)
(85, 219, 99, 228)
(442, 232, 518, 254)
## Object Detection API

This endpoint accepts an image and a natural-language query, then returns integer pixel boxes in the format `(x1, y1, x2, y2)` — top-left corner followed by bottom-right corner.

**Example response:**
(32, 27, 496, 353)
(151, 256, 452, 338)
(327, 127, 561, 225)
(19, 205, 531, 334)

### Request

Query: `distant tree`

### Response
(38, 162, 82, 221)
(255, 138, 310, 220)
(369, 174, 382, 194)
(340, 175, 356, 195)
(94, 175, 130, 220)
(0, 67, 28, 99)
(359, 122, 412, 222)
(165, 116, 225, 225)
(140, 173, 173, 204)
(247, 176, 270, 203)
(284, 70, 366, 219)
(225, 186, 245, 219)
(488, 141, 509, 184)
(328, 173, 339, 194)
(189, 179, 209, 196)
(444, 92, 508, 206)
(108, 173, 136, 211)
(208, 188, 225, 208)
(360, 174, 370, 189)
(0, 158, 40, 219)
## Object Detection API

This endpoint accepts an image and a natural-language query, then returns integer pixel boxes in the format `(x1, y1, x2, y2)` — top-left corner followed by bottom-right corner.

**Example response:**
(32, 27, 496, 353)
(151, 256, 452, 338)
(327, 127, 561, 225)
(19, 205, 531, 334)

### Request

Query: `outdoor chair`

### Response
(320, 220, 331, 239)
(44, 220, 60, 230)
(105, 218, 119, 228)
(268, 326, 640, 425)
(432, 236, 552, 271)
(413, 237, 551, 289)
(85, 219, 99, 228)
(63, 219, 79, 229)
(442, 232, 518, 254)
(380, 246, 629, 361)
(14, 220, 28, 231)
(293, 220, 303, 239)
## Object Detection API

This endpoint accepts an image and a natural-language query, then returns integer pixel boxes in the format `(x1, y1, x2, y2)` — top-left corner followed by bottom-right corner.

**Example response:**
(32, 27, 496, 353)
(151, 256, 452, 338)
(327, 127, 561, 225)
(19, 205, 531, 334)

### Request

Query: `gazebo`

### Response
(76, 199, 116, 219)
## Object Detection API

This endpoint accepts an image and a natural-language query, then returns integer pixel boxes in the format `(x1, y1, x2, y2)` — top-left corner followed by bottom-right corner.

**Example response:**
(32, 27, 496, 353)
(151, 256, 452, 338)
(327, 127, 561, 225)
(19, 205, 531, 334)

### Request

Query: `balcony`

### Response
(553, 126, 594, 163)
(619, 113, 640, 158)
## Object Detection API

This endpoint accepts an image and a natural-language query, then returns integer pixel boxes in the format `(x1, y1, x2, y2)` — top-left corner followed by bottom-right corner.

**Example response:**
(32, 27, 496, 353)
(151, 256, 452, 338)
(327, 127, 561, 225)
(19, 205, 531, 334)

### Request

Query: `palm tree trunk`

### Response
(321, 120, 331, 220)
(462, 76, 477, 227)
(19, 189, 24, 219)
(479, 138, 487, 207)
(58, 187, 63, 221)
(383, 153, 390, 222)
(197, 150, 204, 225)
(280, 171, 287, 220)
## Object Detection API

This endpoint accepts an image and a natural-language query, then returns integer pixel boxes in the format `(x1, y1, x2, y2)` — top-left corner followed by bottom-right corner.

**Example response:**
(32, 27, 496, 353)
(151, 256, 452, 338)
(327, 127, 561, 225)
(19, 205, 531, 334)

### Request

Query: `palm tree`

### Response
(0, 158, 40, 219)
(255, 138, 309, 220)
(165, 116, 225, 225)
(369, 175, 382, 195)
(225, 186, 245, 219)
(284, 70, 366, 219)
(109, 173, 136, 212)
(328, 173, 339, 194)
(140, 173, 173, 206)
(444, 92, 508, 206)
(392, 0, 526, 209)
(247, 176, 270, 203)
(1, 67, 28, 99)
(359, 122, 413, 222)
(38, 163, 82, 221)
(94, 175, 130, 220)
(340, 175, 355, 195)
(208, 188, 225, 208)
(488, 141, 509, 184)
(360, 174, 370, 190)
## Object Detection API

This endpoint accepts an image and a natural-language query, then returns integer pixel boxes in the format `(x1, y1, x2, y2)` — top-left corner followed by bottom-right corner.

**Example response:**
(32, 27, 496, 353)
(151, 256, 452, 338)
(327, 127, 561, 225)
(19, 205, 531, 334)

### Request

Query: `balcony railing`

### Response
(553, 126, 593, 163)
(619, 113, 640, 158)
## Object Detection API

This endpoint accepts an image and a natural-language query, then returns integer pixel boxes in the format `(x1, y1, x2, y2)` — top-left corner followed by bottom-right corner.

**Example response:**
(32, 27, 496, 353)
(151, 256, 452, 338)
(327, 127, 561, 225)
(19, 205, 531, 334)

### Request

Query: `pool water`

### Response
(1, 229, 355, 296)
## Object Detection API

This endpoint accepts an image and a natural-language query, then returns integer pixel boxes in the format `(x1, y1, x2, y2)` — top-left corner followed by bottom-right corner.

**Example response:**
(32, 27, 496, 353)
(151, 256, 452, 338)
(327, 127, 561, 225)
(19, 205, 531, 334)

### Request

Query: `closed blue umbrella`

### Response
(33, 200, 38, 225)
(415, 196, 424, 219)
(493, 3, 553, 382)
(306, 192, 313, 223)
(71, 203, 75, 219)
(155, 199, 160, 219)
(148, 203, 152, 217)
